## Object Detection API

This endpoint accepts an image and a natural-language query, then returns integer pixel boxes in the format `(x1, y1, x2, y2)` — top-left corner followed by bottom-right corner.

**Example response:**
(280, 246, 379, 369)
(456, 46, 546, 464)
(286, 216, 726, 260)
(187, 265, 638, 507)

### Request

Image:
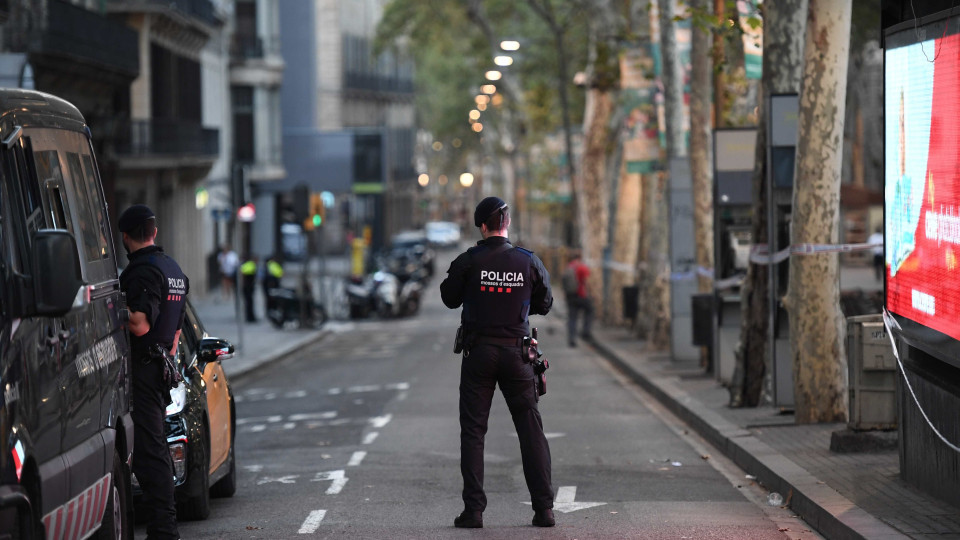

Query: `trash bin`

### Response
(847, 314, 897, 430)
(691, 294, 713, 346)
(622, 286, 639, 321)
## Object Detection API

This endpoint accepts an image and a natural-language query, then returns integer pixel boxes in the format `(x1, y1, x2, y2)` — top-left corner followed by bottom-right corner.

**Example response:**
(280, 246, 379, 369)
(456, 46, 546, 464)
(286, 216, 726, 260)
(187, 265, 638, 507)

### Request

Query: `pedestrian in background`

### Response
(218, 244, 238, 302)
(440, 196, 556, 529)
(240, 254, 259, 322)
(868, 226, 884, 281)
(118, 205, 187, 540)
(562, 250, 593, 347)
(263, 254, 284, 311)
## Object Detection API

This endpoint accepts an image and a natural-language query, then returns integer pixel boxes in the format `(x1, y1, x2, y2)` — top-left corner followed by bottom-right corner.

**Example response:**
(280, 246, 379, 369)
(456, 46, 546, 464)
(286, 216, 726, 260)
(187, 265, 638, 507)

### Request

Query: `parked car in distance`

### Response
(133, 300, 237, 521)
(0, 89, 134, 540)
(390, 230, 435, 277)
(425, 221, 461, 248)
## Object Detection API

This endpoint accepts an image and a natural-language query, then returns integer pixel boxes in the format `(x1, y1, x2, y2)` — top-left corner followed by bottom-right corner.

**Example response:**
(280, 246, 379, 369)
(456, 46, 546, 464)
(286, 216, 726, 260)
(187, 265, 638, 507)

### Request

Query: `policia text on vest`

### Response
(439, 196, 557, 529)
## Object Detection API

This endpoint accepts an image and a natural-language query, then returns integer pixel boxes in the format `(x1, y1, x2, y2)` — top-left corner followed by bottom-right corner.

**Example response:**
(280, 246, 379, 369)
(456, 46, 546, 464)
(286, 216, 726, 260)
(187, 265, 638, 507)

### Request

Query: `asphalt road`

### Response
(147, 251, 821, 540)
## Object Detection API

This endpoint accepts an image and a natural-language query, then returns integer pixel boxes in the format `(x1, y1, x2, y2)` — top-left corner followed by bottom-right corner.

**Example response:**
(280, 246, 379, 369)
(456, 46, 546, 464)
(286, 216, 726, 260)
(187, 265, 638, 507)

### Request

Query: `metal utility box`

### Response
(847, 314, 898, 431)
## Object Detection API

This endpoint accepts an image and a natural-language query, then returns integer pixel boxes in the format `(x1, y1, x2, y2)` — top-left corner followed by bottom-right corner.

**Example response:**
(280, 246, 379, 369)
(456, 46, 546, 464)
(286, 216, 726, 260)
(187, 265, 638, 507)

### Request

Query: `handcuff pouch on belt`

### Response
(147, 343, 184, 392)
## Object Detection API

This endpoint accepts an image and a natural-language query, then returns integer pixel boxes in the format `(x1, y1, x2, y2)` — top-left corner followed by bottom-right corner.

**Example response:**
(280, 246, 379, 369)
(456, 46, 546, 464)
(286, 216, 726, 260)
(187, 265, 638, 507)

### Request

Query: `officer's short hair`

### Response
(482, 207, 510, 231)
(128, 219, 156, 243)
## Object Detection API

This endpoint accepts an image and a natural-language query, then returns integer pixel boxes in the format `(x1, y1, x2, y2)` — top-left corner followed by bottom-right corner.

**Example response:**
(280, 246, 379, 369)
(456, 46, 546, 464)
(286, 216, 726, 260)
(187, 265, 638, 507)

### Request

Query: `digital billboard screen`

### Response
(885, 13, 960, 364)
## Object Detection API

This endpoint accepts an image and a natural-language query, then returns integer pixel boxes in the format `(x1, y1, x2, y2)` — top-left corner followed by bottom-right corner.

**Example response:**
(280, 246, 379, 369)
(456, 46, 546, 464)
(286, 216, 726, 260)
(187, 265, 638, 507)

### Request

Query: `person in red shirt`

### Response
(562, 250, 593, 347)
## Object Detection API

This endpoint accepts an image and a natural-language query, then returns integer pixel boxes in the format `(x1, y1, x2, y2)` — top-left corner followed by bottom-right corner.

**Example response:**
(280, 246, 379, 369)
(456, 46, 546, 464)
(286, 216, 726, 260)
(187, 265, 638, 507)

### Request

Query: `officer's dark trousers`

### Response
(459, 344, 553, 512)
(132, 359, 180, 539)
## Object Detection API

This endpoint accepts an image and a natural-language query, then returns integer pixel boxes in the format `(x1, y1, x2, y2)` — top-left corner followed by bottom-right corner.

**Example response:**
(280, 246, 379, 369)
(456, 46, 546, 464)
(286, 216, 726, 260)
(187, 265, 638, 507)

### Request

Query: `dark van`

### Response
(0, 90, 133, 539)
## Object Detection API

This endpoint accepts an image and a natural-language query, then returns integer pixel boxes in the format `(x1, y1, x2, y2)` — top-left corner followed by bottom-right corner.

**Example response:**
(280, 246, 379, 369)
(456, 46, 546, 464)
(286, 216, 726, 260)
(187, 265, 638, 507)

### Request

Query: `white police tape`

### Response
(881, 308, 960, 454)
(749, 242, 881, 265)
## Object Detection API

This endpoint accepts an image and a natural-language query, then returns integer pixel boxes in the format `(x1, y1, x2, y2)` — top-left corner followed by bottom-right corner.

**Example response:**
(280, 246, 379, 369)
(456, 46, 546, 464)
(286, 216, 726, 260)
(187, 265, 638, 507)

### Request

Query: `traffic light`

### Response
(304, 192, 325, 231)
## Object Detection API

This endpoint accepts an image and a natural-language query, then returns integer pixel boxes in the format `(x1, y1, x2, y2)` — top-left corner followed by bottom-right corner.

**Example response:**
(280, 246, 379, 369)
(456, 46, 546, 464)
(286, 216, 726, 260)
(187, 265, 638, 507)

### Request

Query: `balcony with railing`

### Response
(113, 119, 219, 162)
(6, 0, 139, 77)
(106, 0, 222, 29)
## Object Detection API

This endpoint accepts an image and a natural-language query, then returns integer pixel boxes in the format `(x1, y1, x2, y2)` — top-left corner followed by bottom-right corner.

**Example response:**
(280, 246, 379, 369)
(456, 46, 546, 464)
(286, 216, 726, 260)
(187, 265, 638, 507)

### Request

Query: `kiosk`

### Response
(884, 7, 960, 506)
(713, 128, 756, 385)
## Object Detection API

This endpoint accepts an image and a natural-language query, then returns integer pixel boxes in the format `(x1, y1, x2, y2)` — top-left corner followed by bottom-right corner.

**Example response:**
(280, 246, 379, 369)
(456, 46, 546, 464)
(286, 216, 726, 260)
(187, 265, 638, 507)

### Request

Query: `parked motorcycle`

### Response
(266, 287, 328, 329)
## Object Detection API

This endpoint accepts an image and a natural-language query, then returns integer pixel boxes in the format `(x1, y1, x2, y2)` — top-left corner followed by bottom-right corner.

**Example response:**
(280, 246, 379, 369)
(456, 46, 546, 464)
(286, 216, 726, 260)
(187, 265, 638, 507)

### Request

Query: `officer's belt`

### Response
(472, 335, 524, 347)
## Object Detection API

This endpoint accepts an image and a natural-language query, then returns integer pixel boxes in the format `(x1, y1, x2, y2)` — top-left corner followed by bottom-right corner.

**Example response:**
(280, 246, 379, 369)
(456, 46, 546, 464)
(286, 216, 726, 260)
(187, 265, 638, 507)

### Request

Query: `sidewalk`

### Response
(188, 256, 351, 380)
(583, 313, 960, 539)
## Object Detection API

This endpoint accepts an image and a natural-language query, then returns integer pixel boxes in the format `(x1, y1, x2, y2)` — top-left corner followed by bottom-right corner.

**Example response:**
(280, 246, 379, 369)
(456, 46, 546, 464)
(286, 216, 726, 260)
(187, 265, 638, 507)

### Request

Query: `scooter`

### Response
(266, 287, 327, 329)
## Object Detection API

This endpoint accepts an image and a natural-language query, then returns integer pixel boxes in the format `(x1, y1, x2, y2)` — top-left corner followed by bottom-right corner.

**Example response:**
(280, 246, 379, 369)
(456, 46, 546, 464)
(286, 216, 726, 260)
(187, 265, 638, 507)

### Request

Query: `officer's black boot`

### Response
(532, 509, 555, 527)
(454, 510, 483, 528)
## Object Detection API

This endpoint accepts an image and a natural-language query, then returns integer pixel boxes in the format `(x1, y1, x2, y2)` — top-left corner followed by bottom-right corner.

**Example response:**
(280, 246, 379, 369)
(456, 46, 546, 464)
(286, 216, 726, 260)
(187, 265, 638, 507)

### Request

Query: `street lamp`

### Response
(439, 174, 449, 186)
(500, 40, 520, 51)
(418, 173, 429, 187)
(485, 70, 502, 81)
(481, 84, 496, 95)
(460, 173, 475, 187)
(494, 55, 513, 66)
(469, 109, 481, 121)
(475, 95, 490, 105)
(471, 123, 483, 133)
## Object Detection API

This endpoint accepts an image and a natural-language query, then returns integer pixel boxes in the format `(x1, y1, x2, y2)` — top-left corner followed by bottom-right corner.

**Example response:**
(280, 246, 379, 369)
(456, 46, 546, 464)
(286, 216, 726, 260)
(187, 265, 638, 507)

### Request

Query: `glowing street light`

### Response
(477, 102, 487, 112)
(475, 94, 490, 105)
(418, 173, 429, 187)
(468, 109, 481, 120)
(481, 84, 496, 95)
(460, 173, 475, 187)
(484, 70, 502, 81)
(500, 40, 520, 51)
(439, 174, 448, 185)
(494, 55, 514, 66)
(472, 123, 483, 133)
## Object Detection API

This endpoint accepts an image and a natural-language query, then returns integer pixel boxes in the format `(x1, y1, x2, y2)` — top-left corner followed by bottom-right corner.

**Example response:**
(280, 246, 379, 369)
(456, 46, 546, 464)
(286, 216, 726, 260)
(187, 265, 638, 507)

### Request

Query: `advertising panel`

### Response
(885, 14, 960, 363)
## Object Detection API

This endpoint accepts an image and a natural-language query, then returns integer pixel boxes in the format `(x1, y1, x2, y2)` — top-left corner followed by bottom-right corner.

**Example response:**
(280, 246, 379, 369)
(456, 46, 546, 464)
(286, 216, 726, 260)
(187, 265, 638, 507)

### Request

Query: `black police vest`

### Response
(126, 250, 189, 351)
(462, 242, 534, 336)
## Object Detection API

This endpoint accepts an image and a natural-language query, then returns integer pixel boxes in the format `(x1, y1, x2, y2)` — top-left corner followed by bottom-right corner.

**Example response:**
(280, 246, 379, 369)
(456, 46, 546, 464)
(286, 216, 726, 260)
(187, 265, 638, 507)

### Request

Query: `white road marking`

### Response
(385, 382, 410, 391)
(248, 425, 266, 433)
(237, 415, 283, 425)
(263, 393, 277, 400)
(283, 423, 296, 430)
(369, 414, 392, 428)
(288, 412, 337, 422)
(257, 475, 299, 485)
(511, 432, 566, 439)
(347, 385, 381, 393)
(327, 388, 342, 395)
(363, 432, 379, 445)
(243, 465, 263, 473)
(312, 470, 348, 494)
(523, 486, 606, 513)
(285, 390, 308, 398)
(347, 451, 366, 466)
(396, 391, 408, 401)
(298, 510, 327, 534)
(330, 418, 350, 426)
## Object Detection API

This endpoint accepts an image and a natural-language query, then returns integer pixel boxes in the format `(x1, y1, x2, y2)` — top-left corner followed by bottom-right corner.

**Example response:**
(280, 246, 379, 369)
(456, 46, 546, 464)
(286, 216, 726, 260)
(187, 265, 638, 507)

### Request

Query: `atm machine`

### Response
(713, 128, 757, 385)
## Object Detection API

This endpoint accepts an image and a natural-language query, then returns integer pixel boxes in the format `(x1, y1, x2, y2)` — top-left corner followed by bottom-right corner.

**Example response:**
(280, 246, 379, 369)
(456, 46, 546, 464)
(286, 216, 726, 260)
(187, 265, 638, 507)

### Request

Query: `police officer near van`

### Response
(118, 205, 188, 540)
(440, 197, 555, 528)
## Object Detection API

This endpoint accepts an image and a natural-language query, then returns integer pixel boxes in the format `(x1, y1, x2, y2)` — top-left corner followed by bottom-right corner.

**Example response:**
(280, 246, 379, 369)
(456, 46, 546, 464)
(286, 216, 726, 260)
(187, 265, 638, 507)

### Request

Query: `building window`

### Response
(232, 86, 255, 164)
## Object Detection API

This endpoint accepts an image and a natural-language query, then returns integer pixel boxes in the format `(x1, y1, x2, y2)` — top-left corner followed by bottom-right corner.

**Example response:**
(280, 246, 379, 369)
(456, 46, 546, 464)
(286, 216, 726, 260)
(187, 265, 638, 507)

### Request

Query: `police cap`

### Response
(474, 196, 508, 228)
(118, 204, 156, 233)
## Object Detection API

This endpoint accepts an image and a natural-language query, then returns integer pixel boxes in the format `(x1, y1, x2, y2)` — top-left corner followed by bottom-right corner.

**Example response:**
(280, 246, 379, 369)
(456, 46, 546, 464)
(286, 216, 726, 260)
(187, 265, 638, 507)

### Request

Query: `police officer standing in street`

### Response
(440, 196, 555, 528)
(118, 205, 188, 540)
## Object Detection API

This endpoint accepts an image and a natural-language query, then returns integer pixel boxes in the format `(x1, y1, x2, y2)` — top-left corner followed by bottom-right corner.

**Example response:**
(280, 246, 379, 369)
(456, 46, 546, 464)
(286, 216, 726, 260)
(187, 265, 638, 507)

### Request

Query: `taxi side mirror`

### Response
(199, 337, 234, 364)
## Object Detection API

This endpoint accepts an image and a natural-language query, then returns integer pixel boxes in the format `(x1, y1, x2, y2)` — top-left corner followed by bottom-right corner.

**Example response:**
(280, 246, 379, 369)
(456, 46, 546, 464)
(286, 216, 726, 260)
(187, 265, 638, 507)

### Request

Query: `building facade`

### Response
(275, 0, 416, 255)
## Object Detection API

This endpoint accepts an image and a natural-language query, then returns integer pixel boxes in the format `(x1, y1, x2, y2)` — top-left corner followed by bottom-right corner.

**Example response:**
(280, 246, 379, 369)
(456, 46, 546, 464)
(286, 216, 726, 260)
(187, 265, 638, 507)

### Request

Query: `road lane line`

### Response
(285, 390, 308, 398)
(312, 470, 348, 494)
(363, 432, 378, 444)
(298, 510, 326, 534)
(237, 415, 283, 425)
(288, 411, 337, 422)
(348, 451, 366, 466)
(248, 425, 266, 433)
(384, 382, 410, 390)
(369, 414, 392, 428)
(347, 385, 382, 393)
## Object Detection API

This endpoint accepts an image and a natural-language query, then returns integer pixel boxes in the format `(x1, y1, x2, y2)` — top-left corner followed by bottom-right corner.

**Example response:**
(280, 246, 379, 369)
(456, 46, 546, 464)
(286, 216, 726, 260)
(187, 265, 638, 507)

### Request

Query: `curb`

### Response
(588, 336, 908, 540)
(229, 327, 331, 382)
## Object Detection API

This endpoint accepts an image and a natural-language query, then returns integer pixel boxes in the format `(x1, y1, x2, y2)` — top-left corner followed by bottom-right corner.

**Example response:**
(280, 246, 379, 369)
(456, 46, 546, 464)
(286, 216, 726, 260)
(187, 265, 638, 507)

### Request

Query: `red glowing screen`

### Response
(885, 25, 960, 345)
